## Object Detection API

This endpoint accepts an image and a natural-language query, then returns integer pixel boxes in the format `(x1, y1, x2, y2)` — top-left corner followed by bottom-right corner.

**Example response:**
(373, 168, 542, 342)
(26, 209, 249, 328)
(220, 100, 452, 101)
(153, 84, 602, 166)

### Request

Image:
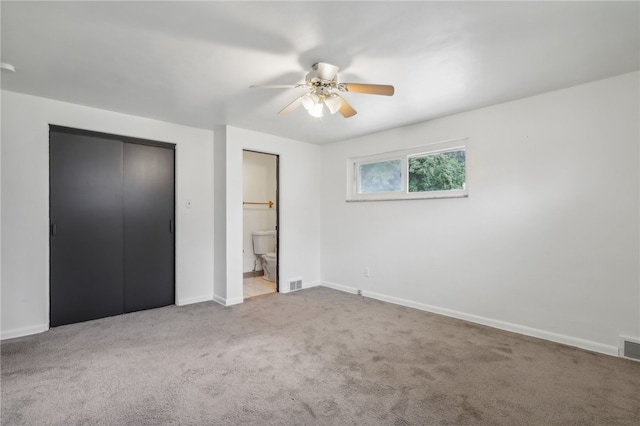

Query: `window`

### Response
(347, 139, 468, 201)
(358, 159, 402, 194)
(408, 150, 466, 193)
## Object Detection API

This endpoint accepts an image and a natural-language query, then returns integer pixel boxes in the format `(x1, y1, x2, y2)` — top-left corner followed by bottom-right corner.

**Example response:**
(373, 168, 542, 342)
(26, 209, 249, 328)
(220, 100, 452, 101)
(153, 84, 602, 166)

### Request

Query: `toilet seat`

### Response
(265, 252, 276, 259)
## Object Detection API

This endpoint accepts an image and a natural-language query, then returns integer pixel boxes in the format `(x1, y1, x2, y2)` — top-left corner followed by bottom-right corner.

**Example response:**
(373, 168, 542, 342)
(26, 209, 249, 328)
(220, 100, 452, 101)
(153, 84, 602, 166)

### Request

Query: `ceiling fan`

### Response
(250, 62, 394, 118)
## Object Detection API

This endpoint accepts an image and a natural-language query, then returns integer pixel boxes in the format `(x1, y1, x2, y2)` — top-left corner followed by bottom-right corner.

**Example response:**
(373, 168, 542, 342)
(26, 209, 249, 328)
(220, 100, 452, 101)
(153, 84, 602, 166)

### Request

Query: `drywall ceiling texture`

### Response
(1, 1, 638, 144)
(321, 72, 640, 356)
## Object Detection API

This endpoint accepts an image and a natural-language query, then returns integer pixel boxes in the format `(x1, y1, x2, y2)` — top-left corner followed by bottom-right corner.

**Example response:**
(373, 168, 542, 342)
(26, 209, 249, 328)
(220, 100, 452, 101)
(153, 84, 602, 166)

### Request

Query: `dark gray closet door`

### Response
(123, 143, 175, 312)
(50, 132, 124, 327)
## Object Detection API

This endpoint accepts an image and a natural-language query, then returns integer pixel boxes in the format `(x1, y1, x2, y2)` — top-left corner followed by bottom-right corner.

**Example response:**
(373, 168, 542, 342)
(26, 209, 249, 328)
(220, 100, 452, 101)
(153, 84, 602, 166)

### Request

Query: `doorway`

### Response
(242, 150, 279, 299)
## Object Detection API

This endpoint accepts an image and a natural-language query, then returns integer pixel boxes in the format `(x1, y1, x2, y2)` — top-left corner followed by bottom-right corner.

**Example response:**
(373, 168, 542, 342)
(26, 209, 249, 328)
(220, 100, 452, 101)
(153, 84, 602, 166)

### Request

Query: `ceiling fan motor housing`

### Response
(309, 62, 339, 81)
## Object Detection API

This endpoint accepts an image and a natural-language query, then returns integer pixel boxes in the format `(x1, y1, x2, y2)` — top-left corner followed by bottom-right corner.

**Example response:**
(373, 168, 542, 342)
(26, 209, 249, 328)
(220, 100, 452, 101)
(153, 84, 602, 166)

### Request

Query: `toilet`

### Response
(251, 230, 277, 282)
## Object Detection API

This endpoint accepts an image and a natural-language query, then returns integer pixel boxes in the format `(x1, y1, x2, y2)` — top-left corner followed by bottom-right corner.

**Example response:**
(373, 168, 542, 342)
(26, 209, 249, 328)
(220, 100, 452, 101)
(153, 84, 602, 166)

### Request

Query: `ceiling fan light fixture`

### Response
(324, 94, 344, 115)
(308, 101, 324, 118)
(302, 92, 324, 117)
(301, 92, 319, 109)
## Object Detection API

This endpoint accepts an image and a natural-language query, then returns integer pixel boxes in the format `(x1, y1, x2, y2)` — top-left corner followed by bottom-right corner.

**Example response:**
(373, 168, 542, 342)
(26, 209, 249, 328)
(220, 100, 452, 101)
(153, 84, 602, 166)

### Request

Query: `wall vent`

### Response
(620, 337, 640, 361)
(289, 279, 302, 291)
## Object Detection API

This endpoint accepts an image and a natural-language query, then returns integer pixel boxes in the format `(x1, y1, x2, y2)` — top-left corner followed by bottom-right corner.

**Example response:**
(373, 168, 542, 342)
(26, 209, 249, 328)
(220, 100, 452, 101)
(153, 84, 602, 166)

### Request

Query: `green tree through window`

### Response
(408, 150, 465, 192)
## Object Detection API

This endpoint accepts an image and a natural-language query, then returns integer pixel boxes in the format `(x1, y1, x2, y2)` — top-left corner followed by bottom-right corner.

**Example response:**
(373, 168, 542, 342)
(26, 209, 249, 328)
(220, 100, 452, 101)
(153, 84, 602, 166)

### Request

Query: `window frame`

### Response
(347, 138, 468, 202)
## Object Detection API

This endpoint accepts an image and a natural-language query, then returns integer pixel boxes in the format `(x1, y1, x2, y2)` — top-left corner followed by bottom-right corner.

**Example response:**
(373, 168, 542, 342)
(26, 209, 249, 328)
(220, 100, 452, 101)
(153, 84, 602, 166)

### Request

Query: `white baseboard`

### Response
(321, 281, 359, 295)
(1, 323, 49, 340)
(176, 294, 213, 306)
(302, 281, 321, 289)
(212, 294, 243, 306)
(226, 297, 243, 306)
(321, 282, 618, 357)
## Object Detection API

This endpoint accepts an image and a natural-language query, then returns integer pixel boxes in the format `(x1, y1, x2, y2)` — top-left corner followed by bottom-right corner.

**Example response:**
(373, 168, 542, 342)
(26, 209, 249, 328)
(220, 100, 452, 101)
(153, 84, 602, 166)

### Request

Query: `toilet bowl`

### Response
(262, 252, 277, 282)
(252, 230, 277, 282)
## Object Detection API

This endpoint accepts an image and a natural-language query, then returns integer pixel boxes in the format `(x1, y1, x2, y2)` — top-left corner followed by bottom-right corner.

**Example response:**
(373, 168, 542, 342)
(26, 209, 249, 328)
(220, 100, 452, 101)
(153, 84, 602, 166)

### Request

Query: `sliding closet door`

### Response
(123, 143, 175, 312)
(50, 132, 124, 327)
(51, 127, 176, 327)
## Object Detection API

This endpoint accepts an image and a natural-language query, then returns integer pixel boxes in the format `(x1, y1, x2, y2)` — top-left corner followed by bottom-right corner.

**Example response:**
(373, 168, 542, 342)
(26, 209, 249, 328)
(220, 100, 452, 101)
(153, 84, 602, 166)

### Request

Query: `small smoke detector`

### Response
(1, 63, 16, 72)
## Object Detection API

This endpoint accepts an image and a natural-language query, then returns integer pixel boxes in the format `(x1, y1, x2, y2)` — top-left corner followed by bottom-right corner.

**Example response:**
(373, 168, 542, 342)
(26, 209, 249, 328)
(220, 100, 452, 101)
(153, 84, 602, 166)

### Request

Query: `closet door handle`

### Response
(51, 223, 57, 236)
(169, 219, 174, 234)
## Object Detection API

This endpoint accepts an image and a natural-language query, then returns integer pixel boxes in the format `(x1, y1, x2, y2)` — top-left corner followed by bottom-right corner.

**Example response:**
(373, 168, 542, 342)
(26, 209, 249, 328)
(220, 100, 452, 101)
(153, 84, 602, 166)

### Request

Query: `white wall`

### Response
(216, 126, 321, 304)
(242, 151, 277, 272)
(4, 73, 637, 356)
(321, 72, 640, 355)
(213, 125, 228, 305)
(1, 90, 215, 339)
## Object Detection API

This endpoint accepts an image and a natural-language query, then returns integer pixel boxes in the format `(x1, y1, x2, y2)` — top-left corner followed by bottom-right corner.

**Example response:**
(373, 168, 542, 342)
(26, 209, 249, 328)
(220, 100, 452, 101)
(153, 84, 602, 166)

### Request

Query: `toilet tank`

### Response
(252, 230, 276, 255)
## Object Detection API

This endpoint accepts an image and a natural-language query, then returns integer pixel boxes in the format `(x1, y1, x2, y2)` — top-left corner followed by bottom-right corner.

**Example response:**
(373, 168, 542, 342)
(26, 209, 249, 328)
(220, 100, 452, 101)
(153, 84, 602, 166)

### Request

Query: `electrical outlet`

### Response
(364, 267, 370, 277)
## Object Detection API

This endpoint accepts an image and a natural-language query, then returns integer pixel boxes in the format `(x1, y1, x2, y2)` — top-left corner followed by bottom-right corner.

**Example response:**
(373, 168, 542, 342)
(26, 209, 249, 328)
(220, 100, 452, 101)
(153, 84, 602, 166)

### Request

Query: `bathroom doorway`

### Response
(242, 150, 279, 299)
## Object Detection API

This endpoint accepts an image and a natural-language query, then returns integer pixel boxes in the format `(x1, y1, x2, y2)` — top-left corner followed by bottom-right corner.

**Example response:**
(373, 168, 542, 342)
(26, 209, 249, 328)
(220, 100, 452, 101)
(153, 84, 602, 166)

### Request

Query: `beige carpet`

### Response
(2, 286, 639, 425)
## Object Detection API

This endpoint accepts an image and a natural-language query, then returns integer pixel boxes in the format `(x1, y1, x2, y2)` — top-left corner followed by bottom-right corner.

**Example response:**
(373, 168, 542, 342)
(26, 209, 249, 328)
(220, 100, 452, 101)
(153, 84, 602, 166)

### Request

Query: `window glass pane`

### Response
(408, 150, 465, 192)
(358, 159, 402, 193)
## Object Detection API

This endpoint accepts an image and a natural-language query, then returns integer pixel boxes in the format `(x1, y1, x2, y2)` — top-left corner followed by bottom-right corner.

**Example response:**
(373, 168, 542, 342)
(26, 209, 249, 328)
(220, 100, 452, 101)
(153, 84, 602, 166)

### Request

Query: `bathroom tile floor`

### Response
(243, 276, 276, 299)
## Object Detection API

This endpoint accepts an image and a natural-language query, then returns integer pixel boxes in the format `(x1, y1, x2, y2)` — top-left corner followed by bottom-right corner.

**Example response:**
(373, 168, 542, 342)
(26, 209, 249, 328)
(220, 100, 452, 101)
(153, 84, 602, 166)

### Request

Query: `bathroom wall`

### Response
(242, 151, 277, 273)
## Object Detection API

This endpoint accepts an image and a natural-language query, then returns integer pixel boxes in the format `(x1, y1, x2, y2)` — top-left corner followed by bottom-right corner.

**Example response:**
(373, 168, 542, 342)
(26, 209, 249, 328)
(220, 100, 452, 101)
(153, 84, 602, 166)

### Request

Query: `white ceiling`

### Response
(2, 1, 638, 145)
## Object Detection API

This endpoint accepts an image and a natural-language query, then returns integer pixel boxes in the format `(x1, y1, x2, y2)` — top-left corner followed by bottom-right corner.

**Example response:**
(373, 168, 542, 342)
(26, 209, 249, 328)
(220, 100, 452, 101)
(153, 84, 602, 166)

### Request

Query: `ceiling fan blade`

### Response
(315, 62, 339, 81)
(338, 98, 357, 118)
(278, 96, 304, 115)
(250, 84, 304, 89)
(342, 83, 395, 96)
